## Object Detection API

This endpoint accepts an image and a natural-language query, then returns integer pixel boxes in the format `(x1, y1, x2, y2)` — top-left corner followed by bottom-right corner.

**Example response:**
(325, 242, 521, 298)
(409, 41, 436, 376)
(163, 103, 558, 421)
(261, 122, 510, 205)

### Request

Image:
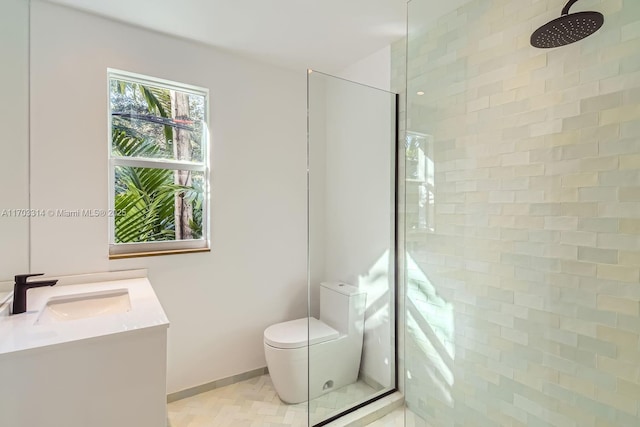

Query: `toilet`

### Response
(263, 282, 366, 404)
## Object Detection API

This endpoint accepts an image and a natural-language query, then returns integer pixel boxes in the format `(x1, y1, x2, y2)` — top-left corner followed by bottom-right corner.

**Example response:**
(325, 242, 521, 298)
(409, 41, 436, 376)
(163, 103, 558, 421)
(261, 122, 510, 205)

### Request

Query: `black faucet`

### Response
(12, 273, 58, 315)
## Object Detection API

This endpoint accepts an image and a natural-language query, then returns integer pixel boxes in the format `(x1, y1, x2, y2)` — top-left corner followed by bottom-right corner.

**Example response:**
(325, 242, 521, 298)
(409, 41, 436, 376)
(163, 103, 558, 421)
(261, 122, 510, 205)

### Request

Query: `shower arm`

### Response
(561, 0, 580, 15)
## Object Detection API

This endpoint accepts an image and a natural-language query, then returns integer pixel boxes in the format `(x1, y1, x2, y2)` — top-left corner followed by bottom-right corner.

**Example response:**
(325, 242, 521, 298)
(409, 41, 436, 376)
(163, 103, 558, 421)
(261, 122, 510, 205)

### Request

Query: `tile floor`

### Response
(309, 379, 378, 424)
(365, 409, 404, 427)
(168, 374, 385, 427)
(365, 408, 430, 427)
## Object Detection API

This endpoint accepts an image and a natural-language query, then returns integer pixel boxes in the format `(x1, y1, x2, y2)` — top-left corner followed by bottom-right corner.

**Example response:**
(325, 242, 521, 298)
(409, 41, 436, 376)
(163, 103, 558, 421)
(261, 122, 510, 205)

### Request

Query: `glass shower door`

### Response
(307, 70, 398, 426)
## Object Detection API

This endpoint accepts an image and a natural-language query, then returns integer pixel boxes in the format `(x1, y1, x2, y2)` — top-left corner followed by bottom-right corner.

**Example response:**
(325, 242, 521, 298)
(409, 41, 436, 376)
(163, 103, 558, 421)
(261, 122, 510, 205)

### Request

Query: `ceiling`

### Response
(46, 0, 407, 73)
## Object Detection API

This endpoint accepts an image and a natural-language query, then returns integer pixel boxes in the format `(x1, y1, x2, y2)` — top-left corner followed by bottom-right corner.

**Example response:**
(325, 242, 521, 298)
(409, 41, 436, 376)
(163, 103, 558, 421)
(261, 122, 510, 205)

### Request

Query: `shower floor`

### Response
(364, 408, 431, 427)
(167, 373, 382, 426)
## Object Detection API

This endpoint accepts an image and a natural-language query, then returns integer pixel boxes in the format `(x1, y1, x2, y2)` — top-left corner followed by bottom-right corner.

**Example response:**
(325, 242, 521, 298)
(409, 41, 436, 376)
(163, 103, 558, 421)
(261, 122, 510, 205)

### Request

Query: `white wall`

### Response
(308, 76, 327, 318)
(30, 1, 307, 394)
(400, 0, 640, 425)
(325, 79, 395, 389)
(0, 0, 29, 281)
(308, 72, 396, 389)
(336, 46, 391, 91)
(334, 46, 398, 389)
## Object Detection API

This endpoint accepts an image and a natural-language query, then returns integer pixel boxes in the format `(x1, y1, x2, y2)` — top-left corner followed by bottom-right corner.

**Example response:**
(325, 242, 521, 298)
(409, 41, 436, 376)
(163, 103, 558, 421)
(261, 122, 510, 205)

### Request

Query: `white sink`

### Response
(36, 289, 131, 324)
(0, 292, 11, 318)
(0, 275, 169, 354)
(0, 273, 169, 427)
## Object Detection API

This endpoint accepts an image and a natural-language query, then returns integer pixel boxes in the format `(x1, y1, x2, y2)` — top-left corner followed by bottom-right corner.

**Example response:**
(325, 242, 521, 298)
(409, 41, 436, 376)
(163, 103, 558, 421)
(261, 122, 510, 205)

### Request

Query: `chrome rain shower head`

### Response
(531, 0, 604, 48)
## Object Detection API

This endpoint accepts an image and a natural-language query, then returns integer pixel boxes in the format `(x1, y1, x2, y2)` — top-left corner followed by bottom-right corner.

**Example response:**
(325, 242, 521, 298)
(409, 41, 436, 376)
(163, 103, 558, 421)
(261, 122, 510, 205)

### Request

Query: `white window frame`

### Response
(107, 69, 210, 257)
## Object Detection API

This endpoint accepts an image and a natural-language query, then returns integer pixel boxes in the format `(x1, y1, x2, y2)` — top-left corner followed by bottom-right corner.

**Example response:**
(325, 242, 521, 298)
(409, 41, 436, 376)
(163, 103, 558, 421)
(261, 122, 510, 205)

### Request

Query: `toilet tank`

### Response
(319, 282, 366, 335)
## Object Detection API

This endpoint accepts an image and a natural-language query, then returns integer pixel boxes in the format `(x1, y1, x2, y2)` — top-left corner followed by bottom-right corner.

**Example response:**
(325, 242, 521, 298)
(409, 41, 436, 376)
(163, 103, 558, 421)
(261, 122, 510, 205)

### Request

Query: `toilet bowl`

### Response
(263, 282, 366, 404)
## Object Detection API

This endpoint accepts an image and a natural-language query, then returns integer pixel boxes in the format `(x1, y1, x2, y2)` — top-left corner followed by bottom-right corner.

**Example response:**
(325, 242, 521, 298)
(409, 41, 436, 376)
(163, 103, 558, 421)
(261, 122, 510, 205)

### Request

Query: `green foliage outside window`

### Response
(110, 76, 206, 245)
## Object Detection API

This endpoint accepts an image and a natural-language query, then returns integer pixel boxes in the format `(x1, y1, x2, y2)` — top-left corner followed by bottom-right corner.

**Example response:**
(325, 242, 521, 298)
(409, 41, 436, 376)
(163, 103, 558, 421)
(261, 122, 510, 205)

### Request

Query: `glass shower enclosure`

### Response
(402, 0, 640, 425)
(307, 70, 399, 426)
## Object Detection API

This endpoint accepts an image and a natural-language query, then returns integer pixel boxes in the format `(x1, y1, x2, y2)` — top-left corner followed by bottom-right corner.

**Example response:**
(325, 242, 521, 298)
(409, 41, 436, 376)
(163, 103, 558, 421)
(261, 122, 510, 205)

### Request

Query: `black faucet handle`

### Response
(14, 273, 45, 284)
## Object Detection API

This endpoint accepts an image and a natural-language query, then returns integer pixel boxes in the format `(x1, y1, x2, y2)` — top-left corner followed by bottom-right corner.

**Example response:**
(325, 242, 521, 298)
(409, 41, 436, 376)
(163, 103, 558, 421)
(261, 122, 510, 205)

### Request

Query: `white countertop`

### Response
(0, 276, 169, 356)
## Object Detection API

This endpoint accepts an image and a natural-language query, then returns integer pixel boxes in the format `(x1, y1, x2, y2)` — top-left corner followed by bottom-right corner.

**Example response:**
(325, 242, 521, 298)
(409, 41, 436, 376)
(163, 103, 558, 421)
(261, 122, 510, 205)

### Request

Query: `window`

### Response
(406, 132, 435, 233)
(108, 70, 209, 257)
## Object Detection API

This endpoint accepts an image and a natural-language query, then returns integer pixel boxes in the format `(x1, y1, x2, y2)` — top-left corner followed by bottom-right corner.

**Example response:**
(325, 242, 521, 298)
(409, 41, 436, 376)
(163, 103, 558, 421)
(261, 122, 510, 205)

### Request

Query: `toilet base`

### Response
(264, 342, 308, 404)
(264, 334, 362, 404)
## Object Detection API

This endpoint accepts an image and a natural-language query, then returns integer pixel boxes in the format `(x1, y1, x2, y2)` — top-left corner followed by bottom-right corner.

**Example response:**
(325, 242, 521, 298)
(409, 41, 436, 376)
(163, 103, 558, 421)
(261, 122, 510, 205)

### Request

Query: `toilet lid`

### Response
(264, 317, 339, 349)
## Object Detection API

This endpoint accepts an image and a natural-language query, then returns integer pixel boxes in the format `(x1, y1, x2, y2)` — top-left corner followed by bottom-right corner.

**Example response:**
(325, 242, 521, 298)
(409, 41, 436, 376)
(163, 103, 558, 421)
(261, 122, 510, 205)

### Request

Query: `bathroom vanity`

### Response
(0, 271, 169, 427)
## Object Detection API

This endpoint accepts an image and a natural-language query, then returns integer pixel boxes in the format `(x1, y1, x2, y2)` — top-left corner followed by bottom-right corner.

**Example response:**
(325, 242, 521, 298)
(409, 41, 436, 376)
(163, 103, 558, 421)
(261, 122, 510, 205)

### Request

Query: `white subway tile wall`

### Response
(395, 0, 640, 425)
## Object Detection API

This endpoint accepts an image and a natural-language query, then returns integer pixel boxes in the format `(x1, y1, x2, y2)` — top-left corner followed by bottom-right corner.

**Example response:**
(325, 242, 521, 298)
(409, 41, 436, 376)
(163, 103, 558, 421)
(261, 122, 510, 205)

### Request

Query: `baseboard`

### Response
(167, 366, 269, 403)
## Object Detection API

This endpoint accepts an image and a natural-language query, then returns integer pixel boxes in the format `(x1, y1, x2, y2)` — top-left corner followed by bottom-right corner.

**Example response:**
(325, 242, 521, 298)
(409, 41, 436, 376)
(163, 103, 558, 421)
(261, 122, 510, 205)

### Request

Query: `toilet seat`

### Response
(264, 317, 339, 349)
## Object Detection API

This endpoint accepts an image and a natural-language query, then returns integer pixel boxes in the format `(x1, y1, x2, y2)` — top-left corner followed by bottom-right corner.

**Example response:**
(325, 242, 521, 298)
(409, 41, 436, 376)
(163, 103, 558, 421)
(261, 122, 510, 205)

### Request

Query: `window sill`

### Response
(109, 247, 211, 260)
